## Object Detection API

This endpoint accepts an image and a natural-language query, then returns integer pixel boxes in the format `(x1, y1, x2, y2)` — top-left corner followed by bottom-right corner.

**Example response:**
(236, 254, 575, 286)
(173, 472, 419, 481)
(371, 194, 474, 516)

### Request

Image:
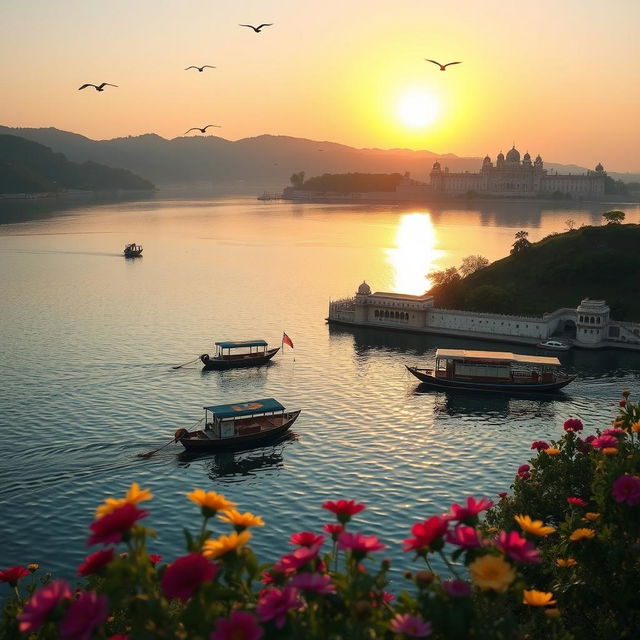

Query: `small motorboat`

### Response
(175, 398, 301, 452)
(200, 339, 279, 370)
(536, 339, 571, 351)
(123, 243, 143, 258)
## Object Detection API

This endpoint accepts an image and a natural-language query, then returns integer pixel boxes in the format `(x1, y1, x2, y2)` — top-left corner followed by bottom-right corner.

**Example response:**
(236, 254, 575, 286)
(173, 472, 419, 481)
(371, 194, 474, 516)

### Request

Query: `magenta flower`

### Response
(60, 590, 109, 640)
(274, 544, 321, 572)
(518, 464, 531, 474)
(592, 435, 618, 449)
(322, 523, 344, 540)
(0, 566, 29, 587)
(322, 500, 365, 524)
(390, 613, 432, 637)
(338, 532, 386, 558)
(531, 440, 550, 451)
(564, 418, 584, 432)
(161, 553, 218, 602)
(498, 492, 507, 499)
(612, 474, 640, 506)
(584, 435, 596, 444)
(602, 428, 625, 437)
(445, 525, 482, 549)
(290, 572, 336, 595)
(257, 587, 303, 629)
(403, 516, 448, 554)
(77, 549, 114, 577)
(87, 503, 148, 546)
(496, 530, 540, 563)
(149, 554, 162, 565)
(442, 579, 472, 598)
(210, 610, 263, 640)
(18, 580, 72, 633)
(289, 531, 325, 548)
(107, 635, 129, 640)
(567, 497, 588, 507)
(443, 497, 493, 524)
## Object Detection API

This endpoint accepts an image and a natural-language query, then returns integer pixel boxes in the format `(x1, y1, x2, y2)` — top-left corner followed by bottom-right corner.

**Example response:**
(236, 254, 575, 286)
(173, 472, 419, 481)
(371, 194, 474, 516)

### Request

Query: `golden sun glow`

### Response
(396, 89, 439, 128)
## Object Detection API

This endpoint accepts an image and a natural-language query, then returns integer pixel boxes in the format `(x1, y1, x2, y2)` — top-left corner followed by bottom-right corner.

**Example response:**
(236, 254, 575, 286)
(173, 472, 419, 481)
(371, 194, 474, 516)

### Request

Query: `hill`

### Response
(0, 135, 155, 194)
(429, 223, 640, 321)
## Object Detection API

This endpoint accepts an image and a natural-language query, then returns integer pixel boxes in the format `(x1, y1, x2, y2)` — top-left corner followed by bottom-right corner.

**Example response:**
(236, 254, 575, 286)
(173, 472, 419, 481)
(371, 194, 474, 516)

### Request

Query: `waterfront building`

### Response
(328, 282, 640, 350)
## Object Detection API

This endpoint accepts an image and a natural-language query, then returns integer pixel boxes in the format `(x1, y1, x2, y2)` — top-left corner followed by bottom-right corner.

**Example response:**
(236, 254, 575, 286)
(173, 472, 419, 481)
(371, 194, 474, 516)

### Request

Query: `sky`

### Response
(1, 0, 639, 172)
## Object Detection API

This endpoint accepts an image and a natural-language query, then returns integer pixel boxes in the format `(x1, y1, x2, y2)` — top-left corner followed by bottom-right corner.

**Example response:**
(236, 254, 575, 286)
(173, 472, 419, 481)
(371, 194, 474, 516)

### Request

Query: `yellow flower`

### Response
(469, 555, 515, 593)
(203, 531, 252, 559)
(583, 512, 600, 522)
(95, 482, 153, 518)
(218, 509, 264, 530)
(523, 589, 557, 607)
(569, 528, 595, 541)
(631, 422, 640, 433)
(27, 564, 39, 573)
(602, 447, 618, 455)
(515, 514, 556, 537)
(187, 489, 237, 516)
(544, 448, 561, 455)
(555, 557, 577, 567)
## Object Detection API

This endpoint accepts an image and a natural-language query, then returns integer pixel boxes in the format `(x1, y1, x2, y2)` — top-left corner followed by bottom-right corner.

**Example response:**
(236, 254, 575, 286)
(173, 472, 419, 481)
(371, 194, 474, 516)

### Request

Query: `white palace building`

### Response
(328, 282, 640, 350)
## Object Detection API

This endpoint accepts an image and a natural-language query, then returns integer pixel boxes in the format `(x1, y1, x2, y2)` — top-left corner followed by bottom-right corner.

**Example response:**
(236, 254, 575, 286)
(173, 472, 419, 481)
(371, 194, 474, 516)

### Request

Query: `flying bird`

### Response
(185, 65, 216, 72)
(184, 125, 221, 135)
(239, 23, 273, 33)
(424, 59, 462, 71)
(78, 83, 118, 91)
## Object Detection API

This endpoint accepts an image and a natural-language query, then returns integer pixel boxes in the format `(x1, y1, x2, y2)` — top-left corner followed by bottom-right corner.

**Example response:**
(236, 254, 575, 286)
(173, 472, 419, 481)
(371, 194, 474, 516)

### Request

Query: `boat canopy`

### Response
(215, 340, 268, 349)
(204, 398, 285, 419)
(435, 349, 560, 366)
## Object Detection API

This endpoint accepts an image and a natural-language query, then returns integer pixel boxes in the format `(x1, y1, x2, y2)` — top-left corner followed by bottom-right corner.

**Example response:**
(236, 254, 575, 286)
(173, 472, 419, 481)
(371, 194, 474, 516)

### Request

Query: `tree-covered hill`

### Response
(429, 223, 640, 321)
(0, 135, 155, 194)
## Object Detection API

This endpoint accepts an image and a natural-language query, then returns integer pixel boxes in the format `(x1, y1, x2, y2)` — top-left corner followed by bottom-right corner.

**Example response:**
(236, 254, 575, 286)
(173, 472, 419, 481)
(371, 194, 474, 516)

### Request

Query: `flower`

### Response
(289, 531, 325, 547)
(18, 580, 72, 633)
(514, 515, 555, 537)
(338, 532, 386, 558)
(591, 435, 618, 449)
(584, 435, 596, 444)
(0, 566, 29, 587)
(531, 440, 550, 451)
(602, 428, 625, 437)
(28, 564, 39, 573)
(569, 528, 596, 541)
(203, 531, 252, 560)
(403, 516, 448, 554)
(77, 549, 114, 577)
(442, 579, 472, 598)
(495, 530, 540, 563)
(322, 523, 344, 540)
(187, 489, 236, 517)
(567, 497, 587, 507)
(149, 554, 162, 565)
(498, 492, 507, 499)
(544, 448, 561, 455)
(274, 544, 321, 572)
(95, 482, 153, 518)
(290, 572, 336, 595)
(584, 512, 600, 522)
(517, 464, 530, 474)
(469, 554, 515, 592)
(445, 526, 483, 549)
(523, 590, 557, 607)
(211, 610, 263, 640)
(603, 447, 618, 455)
(59, 590, 109, 640)
(257, 587, 303, 629)
(390, 613, 432, 637)
(563, 418, 584, 432)
(443, 497, 493, 524)
(161, 553, 218, 602)
(556, 557, 577, 567)
(620, 399, 626, 407)
(612, 474, 640, 506)
(322, 499, 365, 523)
(218, 509, 264, 531)
(88, 503, 148, 546)
(632, 422, 640, 433)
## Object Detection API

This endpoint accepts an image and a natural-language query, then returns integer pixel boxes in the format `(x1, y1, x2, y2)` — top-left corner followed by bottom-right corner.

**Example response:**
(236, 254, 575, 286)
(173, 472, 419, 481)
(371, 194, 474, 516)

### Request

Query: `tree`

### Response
(289, 171, 305, 188)
(465, 284, 513, 313)
(428, 266, 461, 288)
(564, 218, 576, 231)
(459, 255, 489, 277)
(602, 210, 625, 225)
(510, 230, 532, 255)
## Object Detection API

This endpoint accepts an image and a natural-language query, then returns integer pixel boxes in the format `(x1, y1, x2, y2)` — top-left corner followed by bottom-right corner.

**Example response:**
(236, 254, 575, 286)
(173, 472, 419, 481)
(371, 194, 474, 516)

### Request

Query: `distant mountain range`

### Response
(1, 125, 636, 190)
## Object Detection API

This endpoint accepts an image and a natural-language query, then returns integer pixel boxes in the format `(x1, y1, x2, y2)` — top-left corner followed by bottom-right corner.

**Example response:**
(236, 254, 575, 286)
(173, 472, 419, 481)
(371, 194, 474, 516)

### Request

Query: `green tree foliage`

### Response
(510, 230, 532, 255)
(428, 266, 461, 288)
(297, 173, 404, 193)
(459, 255, 489, 277)
(604, 176, 629, 195)
(465, 284, 513, 313)
(601, 210, 625, 225)
(289, 171, 305, 187)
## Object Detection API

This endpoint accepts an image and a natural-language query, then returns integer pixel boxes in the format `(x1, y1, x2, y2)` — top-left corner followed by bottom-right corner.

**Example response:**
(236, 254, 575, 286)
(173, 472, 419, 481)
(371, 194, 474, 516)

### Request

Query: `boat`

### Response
(200, 339, 279, 370)
(123, 243, 143, 258)
(406, 348, 575, 393)
(175, 398, 301, 452)
(536, 339, 571, 351)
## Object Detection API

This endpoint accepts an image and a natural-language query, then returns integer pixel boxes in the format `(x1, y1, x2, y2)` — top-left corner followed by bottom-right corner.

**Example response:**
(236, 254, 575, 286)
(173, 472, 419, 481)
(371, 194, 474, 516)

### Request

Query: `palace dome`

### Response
(506, 146, 520, 163)
(497, 151, 505, 160)
(357, 281, 371, 296)
(595, 162, 604, 172)
(523, 152, 531, 161)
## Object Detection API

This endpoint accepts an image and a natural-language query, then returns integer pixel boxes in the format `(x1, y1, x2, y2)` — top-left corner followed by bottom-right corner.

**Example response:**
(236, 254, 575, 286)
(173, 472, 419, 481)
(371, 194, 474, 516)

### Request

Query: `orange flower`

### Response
(569, 528, 595, 541)
(556, 557, 577, 567)
(602, 447, 618, 455)
(544, 448, 561, 455)
(515, 514, 555, 537)
(469, 555, 515, 593)
(583, 512, 600, 522)
(218, 509, 264, 530)
(187, 489, 236, 516)
(631, 422, 640, 433)
(523, 589, 557, 606)
(202, 531, 252, 559)
(95, 482, 153, 518)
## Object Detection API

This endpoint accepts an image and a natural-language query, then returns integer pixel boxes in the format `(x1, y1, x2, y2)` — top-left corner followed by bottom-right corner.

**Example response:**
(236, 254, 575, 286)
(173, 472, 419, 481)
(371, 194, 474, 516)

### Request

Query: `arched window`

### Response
(374, 310, 379, 318)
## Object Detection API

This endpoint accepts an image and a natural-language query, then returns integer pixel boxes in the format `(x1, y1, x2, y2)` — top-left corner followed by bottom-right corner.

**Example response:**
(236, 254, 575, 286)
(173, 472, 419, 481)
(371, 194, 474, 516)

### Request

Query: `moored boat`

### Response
(536, 339, 571, 351)
(123, 243, 143, 258)
(200, 339, 279, 370)
(407, 348, 575, 393)
(175, 398, 301, 452)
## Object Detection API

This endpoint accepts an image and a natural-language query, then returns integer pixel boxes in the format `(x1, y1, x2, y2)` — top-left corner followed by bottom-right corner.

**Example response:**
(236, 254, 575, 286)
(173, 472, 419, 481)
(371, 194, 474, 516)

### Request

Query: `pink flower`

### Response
(445, 526, 482, 549)
(289, 531, 325, 548)
(161, 553, 218, 602)
(370, 590, 395, 607)
(531, 440, 550, 451)
(584, 435, 596, 444)
(602, 428, 625, 437)
(60, 590, 109, 640)
(18, 580, 72, 633)
(257, 587, 303, 629)
(403, 516, 448, 554)
(442, 579, 472, 598)
(564, 418, 584, 432)
(338, 532, 386, 558)
(274, 545, 321, 572)
(0, 566, 29, 587)
(108, 636, 129, 640)
(322, 523, 344, 540)
(612, 474, 640, 506)
(322, 500, 365, 523)
(149, 554, 162, 565)
(77, 549, 114, 577)
(496, 530, 540, 563)
(390, 613, 432, 637)
(443, 497, 493, 524)
(210, 610, 263, 640)
(290, 572, 336, 595)
(591, 435, 618, 449)
(567, 497, 588, 507)
(518, 464, 531, 474)
(87, 503, 148, 546)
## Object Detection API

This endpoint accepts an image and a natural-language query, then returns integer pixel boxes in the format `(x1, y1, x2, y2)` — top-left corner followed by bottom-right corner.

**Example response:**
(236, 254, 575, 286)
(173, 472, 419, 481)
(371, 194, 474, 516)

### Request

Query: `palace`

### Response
(430, 146, 606, 198)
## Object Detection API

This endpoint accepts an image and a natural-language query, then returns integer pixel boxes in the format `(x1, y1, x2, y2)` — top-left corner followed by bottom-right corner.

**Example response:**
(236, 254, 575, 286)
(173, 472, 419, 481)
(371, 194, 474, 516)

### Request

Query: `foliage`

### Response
(601, 210, 625, 225)
(459, 255, 489, 277)
(289, 171, 305, 188)
(296, 172, 405, 193)
(465, 284, 514, 313)
(510, 230, 532, 255)
(603, 176, 629, 196)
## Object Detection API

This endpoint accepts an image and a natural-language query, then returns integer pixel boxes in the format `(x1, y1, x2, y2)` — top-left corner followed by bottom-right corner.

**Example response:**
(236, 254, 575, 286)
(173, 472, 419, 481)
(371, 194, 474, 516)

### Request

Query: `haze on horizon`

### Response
(1, 0, 639, 172)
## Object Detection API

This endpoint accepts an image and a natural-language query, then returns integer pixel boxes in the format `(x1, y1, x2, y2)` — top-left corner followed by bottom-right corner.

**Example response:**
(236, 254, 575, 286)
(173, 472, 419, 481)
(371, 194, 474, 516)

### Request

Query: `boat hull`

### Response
(201, 347, 280, 370)
(406, 366, 575, 393)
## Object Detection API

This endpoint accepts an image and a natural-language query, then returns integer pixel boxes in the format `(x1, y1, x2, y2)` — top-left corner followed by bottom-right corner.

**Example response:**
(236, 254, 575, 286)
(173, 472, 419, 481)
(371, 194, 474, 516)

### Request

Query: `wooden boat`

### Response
(175, 398, 301, 452)
(406, 348, 575, 393)
(200, 339, 279, 370)
(123, 243, 143, 258)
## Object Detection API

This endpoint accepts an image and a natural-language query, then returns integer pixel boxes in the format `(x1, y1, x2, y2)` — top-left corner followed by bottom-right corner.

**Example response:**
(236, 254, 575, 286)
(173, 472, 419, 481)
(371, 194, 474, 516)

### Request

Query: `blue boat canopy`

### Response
(215, 339, 268, 349)
(204, 398, 285, 418)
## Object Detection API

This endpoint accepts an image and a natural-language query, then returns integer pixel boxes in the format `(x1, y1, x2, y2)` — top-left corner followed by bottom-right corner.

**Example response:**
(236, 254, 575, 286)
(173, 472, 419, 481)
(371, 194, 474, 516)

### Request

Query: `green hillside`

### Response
(0, 134, 155, 193)
(429, 223, 640, 321)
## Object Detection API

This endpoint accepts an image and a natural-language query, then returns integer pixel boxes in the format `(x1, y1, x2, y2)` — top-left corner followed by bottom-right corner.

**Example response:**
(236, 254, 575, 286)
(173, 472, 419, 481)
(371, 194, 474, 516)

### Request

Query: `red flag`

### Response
(282, 332, 294, 349)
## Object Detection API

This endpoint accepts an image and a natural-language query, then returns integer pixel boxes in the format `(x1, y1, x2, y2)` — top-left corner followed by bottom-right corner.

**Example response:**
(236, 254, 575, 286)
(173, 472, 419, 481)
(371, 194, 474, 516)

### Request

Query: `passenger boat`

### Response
(175, 398, 301, 452)
(123, 243, 143, 258)
(200, 339, 279, 370)
(536, 339, 571, 351)
(406, 348, 575, 393)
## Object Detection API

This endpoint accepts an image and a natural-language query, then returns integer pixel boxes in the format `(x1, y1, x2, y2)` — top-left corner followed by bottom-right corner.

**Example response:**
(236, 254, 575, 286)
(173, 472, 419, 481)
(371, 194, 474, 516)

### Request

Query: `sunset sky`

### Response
(1, 0, 639, 171)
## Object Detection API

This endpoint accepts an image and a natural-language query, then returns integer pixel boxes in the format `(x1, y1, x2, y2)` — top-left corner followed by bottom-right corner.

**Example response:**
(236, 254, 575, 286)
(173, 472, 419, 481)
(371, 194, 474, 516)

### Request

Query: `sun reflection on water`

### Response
(386, 212, 444, 294)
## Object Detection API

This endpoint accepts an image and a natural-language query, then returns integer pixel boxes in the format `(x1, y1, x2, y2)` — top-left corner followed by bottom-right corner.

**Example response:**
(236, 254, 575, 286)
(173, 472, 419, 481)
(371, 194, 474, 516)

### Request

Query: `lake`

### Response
(1, 194, 639, 587)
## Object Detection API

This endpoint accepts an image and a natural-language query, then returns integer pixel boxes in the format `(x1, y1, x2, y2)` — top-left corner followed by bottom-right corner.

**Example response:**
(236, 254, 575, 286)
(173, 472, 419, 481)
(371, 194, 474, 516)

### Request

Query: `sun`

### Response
(396, 89, 439, 128)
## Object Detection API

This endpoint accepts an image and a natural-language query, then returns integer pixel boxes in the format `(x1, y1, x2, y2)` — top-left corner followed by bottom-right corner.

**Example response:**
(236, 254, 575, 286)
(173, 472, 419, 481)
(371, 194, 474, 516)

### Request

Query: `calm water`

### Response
(1, 195, 640, 589)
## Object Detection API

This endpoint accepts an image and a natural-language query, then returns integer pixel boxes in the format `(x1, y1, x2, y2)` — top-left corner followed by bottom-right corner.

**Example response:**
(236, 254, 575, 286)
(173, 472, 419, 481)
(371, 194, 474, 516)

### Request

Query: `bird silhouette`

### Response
(184, 125, 221, 135)
(239, 23, 273, 33)
(78, 83, 118, 91)
(425, 59, 462, 71)
(185, 65, 216, 72)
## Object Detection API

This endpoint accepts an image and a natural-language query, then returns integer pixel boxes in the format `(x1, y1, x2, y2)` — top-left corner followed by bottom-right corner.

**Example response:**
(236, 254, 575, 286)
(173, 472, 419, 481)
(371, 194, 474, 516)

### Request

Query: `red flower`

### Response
(443, 497, 493, 524)
(18, 580, 72, 633)
(211, 610, 263, 640)
(322, 500, 365, 524)
(498, 492, 507, 499)
(592, 435, 618, 449)
(0, 566, 29, 587)
(445, 526, 482, 549)
(403, 516, 448, 554)
(563, 418, 584, 432)
(338, 531, 386, 558)
(161, 553, 219, 602)
(87, 503, 148, 546)
(77, 549, 114, 577)
(60, 590, 109, 640)
(257, 587, 303, 629)
(289, 531, 325, 548)
(496, 530, 540, 563)
(620, 399, 626, 407)
(531, 440, 550, 451)
(567, 497, 588, 507)
(322, 523, 344, 541)
(274, 544, 321, 572)
(149, 554, 162, 565)
(290, 573, 336, 595)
